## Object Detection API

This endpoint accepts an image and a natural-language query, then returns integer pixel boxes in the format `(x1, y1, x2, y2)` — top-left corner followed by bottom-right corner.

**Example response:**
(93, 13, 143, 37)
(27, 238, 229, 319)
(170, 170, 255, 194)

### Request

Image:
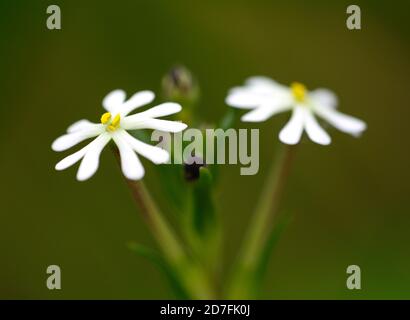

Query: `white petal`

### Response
(279, 106, 305, 145)
(122, 118, 187, 132)
(245, 76, 289, 93)
(303, 109, 331, 145)
(225, 89, 268, 109)
(55, 147, 89, 171)
(76, 133, 111, 181)
(315, 104, 367, 137)
(67, 119, 96, 133)
(52, 125, 104, 152)
(123, 103, 182, 123)
(246, 76, 278, 86)
(120, 90, 155, 116)
(309, 89, 338, 109)
(118, 130, 169, 164)
(103, 89, 126, 113)
(226, 77, 291, 110)
(241, 104, 291, 122)
(112, 134, 145, 180)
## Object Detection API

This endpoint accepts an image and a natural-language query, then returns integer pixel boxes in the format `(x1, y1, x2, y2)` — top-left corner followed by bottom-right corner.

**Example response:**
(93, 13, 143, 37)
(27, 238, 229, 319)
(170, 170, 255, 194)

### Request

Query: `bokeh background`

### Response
(0, 0, 409, 299)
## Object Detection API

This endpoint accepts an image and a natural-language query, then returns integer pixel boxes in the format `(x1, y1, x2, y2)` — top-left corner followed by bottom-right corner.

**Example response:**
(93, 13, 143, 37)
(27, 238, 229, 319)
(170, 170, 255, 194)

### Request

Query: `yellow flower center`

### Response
(291, 82, 307, 102)
(100, 112, 121, 132)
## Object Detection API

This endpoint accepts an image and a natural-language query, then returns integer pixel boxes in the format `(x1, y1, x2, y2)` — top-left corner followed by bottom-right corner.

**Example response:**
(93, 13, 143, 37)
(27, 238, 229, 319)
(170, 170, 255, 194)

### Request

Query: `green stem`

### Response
(127, 179, 218, 299)
(125, 178, 185, 263)
(112, 148, 216, 299)
(227, 144, 296, 298)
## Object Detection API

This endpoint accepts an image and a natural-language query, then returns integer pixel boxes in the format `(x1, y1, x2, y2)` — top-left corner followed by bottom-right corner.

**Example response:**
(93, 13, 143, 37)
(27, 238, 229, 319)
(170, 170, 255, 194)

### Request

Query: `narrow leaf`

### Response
(127, 242, 189, 299)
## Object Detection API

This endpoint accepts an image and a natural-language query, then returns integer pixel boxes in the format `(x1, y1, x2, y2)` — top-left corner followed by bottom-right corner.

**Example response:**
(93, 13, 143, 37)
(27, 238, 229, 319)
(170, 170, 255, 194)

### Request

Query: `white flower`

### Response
(226, 77, 367, 145)
(52, 89, 187, 181)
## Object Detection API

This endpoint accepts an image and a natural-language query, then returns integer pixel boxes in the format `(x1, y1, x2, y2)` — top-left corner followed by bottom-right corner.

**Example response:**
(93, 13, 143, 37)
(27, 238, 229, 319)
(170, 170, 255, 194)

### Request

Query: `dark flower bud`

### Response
(184, 156, 206, 182)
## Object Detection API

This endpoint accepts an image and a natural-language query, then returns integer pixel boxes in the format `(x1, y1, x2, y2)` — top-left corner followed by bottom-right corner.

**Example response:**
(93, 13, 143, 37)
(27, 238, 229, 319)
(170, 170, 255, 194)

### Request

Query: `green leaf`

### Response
(156, 163, 188, 215)
(219, 108, 239, 130)
(254, 213, 293, 295)
(207, 109, 239, 182)
(131, 129, 188, 217)
(127, 242, 189, 299)
(191, 167, 216, 236)
(185, 167, 221, 276)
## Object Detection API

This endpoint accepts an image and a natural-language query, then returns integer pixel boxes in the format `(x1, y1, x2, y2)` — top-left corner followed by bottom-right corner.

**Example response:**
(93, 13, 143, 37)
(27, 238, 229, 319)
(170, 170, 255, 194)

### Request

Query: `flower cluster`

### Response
(52, 77, 367, 180)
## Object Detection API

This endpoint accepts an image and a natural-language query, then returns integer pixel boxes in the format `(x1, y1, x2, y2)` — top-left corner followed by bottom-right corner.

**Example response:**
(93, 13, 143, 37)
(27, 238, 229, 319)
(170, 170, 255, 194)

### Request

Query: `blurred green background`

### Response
(0, 0, 409, 299)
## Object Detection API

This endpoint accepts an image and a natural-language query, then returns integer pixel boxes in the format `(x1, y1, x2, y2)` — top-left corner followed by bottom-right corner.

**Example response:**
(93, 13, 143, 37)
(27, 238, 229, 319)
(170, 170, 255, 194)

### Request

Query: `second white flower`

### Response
(226, 77, 367, 145)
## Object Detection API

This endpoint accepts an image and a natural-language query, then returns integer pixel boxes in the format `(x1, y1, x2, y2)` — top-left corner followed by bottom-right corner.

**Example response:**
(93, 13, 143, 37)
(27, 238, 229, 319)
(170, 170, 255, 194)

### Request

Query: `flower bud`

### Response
(184, 156, 206, 182)
(162, 65, 199, 105)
